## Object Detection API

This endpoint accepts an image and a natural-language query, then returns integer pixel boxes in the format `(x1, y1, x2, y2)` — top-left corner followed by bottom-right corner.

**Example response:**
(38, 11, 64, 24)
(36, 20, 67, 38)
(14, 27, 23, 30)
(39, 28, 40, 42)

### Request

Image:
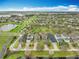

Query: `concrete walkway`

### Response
(44, 44, 49, 50)
(52, 43, 59, 50)
(33, 42, 37, 50)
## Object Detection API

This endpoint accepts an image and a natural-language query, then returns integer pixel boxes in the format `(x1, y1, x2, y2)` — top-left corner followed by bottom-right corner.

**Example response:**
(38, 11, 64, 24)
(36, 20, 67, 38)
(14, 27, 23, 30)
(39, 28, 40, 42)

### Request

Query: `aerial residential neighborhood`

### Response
(0, 0, 79, 59)
(0, 12, 79, 59)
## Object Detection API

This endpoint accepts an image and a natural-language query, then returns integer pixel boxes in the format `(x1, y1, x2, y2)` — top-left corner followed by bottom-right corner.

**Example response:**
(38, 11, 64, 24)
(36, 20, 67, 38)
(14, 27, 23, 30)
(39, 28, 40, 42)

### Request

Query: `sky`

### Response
(0, 0, 79, 11)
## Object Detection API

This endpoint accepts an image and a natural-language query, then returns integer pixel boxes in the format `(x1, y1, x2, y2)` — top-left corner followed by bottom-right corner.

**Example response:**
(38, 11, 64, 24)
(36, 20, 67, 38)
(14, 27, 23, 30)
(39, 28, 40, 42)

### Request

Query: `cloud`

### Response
(0, 5, 79, 11)
(67, 5, 79, 11)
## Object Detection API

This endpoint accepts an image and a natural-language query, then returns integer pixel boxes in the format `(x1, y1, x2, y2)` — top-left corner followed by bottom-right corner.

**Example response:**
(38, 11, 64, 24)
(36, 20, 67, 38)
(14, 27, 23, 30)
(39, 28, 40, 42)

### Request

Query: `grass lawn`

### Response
(37, 40, 45, 50)
(0, 32, 18, 51)
(71, 42, 79, 49)
(0, 23, 6, 27)
(11, 16, 37, 32)
(13, 38, 27, 49)
(47, 40, 54, 49)
(13, 39, 26, 49)
(31, 51, 49, 57)
(5, 51, 78, 58)
(32, 26, 53, 33)
(54, 42, 60, 49)
(5, 52, 24, 59)
(45, 39, 54, 49)
(29, 41, 34, 49)
(0, 33, 9, 51)
(13, 40, 19, 48)
(21, 42, 26, 49)
(53, 51, 77, 57)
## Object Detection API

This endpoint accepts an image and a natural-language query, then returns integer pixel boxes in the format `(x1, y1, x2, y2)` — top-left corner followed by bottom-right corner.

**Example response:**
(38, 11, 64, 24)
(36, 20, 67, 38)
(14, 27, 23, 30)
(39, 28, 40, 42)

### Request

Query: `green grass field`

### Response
(11, 16, 37, 32)
(0, 32, 19, 51)
(53, 51, 78, 57)
(13, 39, 19, 48)
(29, 41, 34, 49)
(31, 26, 55, 34)
(4, 51, 79, 58)
(31, 51, 49, 57)
(5, 52, 24, 59)
(30, 51, 78, 57)
(0, 32, 10, 51)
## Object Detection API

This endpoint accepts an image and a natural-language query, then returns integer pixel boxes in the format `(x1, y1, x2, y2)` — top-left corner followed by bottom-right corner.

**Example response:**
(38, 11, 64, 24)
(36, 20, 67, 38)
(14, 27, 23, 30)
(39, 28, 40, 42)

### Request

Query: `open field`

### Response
(5, 51, 78, 59)
(26, 51, 78, 57)
(0, 32, 19, 51)
(31, 51, 49, 57)
(5, 52, 24, 59)
(0, 32, 10, 51)
(53, 51, 77, 57)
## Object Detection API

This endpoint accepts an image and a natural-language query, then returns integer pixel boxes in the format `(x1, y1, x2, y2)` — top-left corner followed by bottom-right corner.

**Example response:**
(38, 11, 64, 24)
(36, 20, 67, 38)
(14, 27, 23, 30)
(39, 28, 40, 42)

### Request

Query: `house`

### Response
(69, 33, 79, 41)
(27, 34, 33, 40)
(55, 33, 63, 42)
(61, 33, 70, 42)
(47, 33, 56, 42)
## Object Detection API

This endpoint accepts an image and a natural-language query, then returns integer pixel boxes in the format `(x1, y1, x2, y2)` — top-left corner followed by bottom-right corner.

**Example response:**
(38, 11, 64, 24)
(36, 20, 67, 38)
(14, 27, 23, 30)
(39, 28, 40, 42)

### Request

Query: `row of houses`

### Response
(18, 32, 79, 44)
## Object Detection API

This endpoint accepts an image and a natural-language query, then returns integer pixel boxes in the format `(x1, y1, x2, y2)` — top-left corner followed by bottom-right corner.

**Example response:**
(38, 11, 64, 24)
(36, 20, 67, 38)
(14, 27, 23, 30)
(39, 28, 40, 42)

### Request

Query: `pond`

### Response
(0, 24, 17, 31)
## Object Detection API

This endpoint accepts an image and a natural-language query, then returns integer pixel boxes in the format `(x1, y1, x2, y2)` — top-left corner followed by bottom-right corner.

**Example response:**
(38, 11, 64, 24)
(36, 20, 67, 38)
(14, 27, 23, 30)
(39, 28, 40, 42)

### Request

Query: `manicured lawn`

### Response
(53, 51, 77, 57)
(13, 40, 19, 48)
(0, 32, 17, 51)
(31, 26, 57, 37)
(0, 34, 9, 51)
(13, 39, 26, 49)
(0, 23, 6, 27)
(5, 52, 24, 59)
(32, 26, 52, 33)
(31, 51, 49, 57)
(5, 51, 78, 58)
(29, 41, 34, 49)
(21, 42, 26, 49)
(71, 42, 79, 49)
(56, 43, 60, 48)
(37, 40, 45, 50)
(11, 16, 37, 32)
(47, 40, 53, 49)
